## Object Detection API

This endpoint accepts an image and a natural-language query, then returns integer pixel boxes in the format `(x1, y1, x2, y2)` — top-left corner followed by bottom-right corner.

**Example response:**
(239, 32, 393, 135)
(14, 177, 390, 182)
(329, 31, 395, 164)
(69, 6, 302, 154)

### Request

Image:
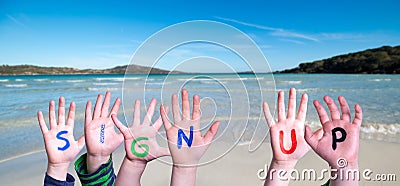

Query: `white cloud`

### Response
(215, 16, 319, 42)
(6, 14, 28, 29)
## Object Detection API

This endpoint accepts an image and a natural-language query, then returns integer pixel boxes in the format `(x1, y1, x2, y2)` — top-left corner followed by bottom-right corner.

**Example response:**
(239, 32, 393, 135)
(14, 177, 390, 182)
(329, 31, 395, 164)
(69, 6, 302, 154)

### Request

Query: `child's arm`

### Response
(75, 91, 123, 185)
(305, 96, 362, 186)
(263, 88, 310, 186)
(38, 97, 85, 185)
(111, 98, 170, 186)
(160, 89, 220, 186)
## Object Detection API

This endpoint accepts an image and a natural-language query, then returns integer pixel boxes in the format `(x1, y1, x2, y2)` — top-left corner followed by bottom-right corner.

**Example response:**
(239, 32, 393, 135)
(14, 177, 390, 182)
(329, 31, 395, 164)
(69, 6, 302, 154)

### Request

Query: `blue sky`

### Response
(1, 0, 399, 72)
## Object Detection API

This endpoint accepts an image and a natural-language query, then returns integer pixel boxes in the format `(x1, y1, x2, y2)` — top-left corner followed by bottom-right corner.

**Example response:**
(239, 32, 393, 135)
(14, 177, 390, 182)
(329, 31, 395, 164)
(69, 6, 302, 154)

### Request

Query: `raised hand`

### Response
(263, 88, 309, 185)
(112, 98, 170, 186)
(161, 89, 220, 166)
(160, 89, 220, 186)
(38, 97, 85, 181)
(305, 96, 362, 185)
(305, 96, 362, 167)
(112, 98, 170, 162)
(85, 91, 123, 173)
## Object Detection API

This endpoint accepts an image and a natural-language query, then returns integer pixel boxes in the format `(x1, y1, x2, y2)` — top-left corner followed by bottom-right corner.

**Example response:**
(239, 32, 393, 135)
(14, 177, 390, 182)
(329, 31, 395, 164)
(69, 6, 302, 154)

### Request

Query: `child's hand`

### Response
(112, 98, 170, 186)
(112, 98, 170, 163)
(305, 96, 362, 170)
(263, 88, 310, 166)
(38, 97, 85, 181)
(160, 89, 220, 166)
(85, 91, 123, 173)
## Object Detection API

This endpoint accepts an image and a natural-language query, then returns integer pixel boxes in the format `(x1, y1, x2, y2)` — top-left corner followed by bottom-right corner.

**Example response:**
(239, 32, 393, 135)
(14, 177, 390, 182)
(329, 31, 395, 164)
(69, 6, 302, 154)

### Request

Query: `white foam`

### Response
(4, 84, 28, 88)
(33, 79, 49, 82)
(87, 87, 120, 91)
(66, 79, 85, 83)
(93, 82, 119, 86)
(0, 79, 9, 82)
(94, 78, 124, 82)
(279, 80, 302, 84)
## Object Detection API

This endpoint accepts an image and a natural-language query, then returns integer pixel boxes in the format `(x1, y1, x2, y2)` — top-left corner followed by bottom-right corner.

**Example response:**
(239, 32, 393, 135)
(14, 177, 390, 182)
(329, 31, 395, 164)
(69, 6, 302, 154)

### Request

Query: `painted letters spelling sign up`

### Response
(131, 137, 149, 158)
(177, 126, 194, 149)
(56, 130, 70, 151)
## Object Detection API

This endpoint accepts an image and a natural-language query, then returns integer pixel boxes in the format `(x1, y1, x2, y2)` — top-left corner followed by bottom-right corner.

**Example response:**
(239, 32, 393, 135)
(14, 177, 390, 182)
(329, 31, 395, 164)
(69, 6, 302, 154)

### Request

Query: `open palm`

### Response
(305, 96, 362, 167)
(38, 97, 85, 165)
(263, 88, 310, 163)
(85, 91, 123, 157)
(112, 98, 170, 162)
(160, 89, 220, 166)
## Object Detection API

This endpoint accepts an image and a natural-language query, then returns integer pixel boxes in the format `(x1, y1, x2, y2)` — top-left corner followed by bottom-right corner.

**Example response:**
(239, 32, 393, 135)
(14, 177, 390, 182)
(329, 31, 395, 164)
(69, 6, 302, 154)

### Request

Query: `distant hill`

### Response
(0, 64, 180, 75)
(278, 45, 400, 74)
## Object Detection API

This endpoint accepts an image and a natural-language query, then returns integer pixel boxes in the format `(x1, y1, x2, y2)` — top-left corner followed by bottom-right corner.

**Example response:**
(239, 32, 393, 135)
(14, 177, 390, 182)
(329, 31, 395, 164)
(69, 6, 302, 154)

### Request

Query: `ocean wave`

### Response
(94, 78, 124, 82)
(66, 79, 85, 83)
(4, 84, 28, 88)
(33, 79, 49, 82)
(368, 78, 391, 82)
(87, 87, 120, 91)
(0, 79, 9, 82)
(360, 123, 400, 135)
(277, 80, 302, 84)
(15, 79, 23, 82)
(93, 82, 120, 86)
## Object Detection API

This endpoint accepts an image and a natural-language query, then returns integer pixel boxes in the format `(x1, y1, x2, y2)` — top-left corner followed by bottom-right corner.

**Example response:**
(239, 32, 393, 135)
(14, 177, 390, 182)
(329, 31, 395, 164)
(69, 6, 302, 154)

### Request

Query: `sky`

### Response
(0, 0, 399, 72)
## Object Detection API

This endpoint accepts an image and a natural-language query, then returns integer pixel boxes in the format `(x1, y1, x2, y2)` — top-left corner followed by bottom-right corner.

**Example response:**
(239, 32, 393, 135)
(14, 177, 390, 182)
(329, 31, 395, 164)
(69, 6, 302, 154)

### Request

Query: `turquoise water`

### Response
(0, 74, 399, 161)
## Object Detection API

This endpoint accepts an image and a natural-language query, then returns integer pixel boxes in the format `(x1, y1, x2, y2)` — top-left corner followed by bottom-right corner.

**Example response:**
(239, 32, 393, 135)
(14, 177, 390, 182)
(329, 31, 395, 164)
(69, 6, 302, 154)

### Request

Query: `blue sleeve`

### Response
(44, 173, 75, 186)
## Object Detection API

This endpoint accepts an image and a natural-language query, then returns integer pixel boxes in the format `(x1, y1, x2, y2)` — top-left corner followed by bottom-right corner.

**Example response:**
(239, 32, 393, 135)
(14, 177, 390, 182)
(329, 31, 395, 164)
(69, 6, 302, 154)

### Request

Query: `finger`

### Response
(304, 126, 323, 150)
(152, 116, 163, 131)
(296, 93, 308, 121)
(277, 91, 286, 122)
(49, 100, 56, 129)
(143, 98, 157, 126)
(324, 96, 341, 120)
(287, 88, 296, 119)
(85, 101, 92, 124)
(58, 97, 66, 126)
(352, 104, 362, 126)
(181, 89, 190, 120)
(313, 100, 330, 124)
(101, 91, 111, 117)
(77, 135, 86, 152)
(93, 94, 103, 119)
(109, 97, 120, 117)
(133, 99, 141, 126)
(262, 101, 275, 127)
(203, 121, 220, 144)
(338, 96, 351, 122)
(160, 106, 172, 130)
(66, 102, 76, 127)
(172, 94, 182, 123)
(111, 114, 129, 136)
(192, 94, 201, 121)
(37, 111, 48, 133)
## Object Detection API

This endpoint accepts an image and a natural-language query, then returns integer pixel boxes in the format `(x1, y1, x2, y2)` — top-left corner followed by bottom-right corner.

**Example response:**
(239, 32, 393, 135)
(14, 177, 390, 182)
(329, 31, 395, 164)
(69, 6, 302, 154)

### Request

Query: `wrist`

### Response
(124, 156, 147, 169)
(173, 164, 198, 173)
(47, 162, 70, 181)
(86, 154, 110, 174)
(270, 158, 297, 170)
(329, 160, 358, 170)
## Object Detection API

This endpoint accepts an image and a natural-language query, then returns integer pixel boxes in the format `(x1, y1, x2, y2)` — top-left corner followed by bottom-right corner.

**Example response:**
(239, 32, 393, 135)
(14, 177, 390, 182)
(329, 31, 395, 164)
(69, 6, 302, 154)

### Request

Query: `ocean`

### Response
(0, 74, 399, 162)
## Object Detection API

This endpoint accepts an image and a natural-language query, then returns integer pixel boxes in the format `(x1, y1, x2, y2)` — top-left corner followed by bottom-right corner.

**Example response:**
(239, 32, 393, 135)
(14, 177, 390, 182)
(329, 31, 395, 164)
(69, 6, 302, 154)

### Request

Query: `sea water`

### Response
(0, 74, 399, 161)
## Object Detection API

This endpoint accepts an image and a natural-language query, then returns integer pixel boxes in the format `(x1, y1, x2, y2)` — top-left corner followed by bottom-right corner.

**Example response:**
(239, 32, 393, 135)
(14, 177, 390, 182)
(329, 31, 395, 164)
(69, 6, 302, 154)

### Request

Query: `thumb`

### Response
(203, 121, 220, 144)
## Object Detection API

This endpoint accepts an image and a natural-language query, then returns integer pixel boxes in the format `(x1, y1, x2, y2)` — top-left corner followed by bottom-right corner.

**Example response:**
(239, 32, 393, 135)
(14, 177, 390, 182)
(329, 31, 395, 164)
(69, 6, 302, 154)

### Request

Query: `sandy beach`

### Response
(0, 139, 398, 186)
